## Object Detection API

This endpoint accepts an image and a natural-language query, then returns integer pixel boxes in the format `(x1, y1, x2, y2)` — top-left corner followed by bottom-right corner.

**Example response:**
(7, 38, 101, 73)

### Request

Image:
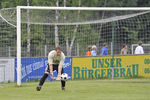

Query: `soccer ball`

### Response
(61, 73, 68, 81)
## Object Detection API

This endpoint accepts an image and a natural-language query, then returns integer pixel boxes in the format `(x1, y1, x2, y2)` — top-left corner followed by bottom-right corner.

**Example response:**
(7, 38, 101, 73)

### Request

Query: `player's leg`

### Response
(36, 64, 50, 91)
(53, 65, 66, 90)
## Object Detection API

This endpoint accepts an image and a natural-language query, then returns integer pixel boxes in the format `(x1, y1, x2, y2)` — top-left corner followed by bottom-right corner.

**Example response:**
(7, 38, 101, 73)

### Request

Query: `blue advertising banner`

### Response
(15, 57, 72, 82)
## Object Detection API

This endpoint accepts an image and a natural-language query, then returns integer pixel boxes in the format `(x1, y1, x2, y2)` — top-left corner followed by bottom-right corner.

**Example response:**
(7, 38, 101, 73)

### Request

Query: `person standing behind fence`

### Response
(86, 45, 92, 56)
(100, 43, 108, 56)
(134, 42, 144, 54)
(120, 44, 128, 55)
(91, 45, 97, 56)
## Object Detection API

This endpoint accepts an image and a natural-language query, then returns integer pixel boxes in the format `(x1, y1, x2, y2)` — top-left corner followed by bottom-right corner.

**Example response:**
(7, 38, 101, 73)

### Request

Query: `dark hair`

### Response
(123, 44, 127, 48)
(138, 42, 142, 46)
(88, 45, 92, 51)
(55, 46, 62, 51)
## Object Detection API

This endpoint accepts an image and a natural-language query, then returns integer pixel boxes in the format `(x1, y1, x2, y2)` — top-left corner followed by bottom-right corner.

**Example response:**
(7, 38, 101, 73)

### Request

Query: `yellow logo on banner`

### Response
(72, 55, 150, 80)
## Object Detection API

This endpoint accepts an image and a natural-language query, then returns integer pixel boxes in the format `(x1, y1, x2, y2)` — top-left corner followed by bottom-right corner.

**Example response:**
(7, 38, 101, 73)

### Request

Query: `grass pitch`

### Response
(0, 79, 150, 100)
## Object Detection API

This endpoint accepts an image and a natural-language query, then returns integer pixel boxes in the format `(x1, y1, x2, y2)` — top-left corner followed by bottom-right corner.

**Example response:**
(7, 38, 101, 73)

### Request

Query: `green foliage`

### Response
(1, 0, 150, 56)
(0, 0, 150, 8)
(121, 14, 150, 44)
(105, 0, 138, 7)
(0, 21, 16, 47)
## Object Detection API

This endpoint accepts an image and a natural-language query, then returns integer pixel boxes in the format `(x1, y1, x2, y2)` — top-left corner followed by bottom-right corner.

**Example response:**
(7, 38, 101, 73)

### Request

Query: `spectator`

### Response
(134, 42, 144, 54)
(86, 45, 92, 56)
(91, 45, 97, 56)
(100, 43, 108, 56)
(120, 44, 128, 55)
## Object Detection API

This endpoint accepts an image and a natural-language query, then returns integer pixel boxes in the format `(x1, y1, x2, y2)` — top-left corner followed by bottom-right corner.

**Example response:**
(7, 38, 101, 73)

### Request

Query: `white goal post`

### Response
(16, 6, 150, 86)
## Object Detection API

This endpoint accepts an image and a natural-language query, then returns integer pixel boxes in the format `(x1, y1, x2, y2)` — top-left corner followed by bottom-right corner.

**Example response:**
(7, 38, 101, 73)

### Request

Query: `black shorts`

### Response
(45, 64, 64, 74)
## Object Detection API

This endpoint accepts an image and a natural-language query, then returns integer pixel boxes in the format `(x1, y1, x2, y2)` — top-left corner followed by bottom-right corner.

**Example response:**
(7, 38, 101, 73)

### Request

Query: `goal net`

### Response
(1, 6, 150, 85)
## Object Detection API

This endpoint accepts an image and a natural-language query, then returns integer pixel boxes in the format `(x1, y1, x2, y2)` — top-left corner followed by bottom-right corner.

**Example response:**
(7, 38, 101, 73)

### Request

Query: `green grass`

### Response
(0, 79, 150, 100)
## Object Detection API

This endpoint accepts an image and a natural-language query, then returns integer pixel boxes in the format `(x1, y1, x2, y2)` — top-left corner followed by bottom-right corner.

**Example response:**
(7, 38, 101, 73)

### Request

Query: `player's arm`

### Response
(48, 57, 53, 72)
(48, 52, 54, 76)
(58, 54, 65, 75)
(105, 49, 108, 55)
(120, 49, 123, 55)
(141, 47, 144, 54)
(49, 64, 53, 74)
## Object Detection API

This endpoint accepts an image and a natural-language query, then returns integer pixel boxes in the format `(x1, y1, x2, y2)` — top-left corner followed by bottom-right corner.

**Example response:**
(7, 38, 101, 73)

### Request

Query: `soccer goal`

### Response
(0, 6, 148, 86)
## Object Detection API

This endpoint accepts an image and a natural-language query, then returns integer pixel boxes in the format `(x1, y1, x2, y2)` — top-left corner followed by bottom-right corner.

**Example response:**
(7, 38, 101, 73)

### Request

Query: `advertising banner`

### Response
(72, 55, 150, 79)
(15, 57, 72, 82)
(0, 59, 14, 82)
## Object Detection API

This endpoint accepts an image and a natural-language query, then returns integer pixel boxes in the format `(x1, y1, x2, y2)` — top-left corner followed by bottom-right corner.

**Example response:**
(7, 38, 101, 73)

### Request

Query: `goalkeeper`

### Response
(36, 46, 66, 91)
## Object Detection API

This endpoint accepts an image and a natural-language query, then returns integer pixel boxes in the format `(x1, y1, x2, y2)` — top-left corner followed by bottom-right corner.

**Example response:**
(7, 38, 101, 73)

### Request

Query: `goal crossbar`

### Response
(17, 6, 150, 11)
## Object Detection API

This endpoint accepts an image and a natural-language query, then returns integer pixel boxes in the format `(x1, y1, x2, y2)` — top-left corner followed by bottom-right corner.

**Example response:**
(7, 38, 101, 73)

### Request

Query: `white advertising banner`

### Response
(0, 59, 14, 82)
